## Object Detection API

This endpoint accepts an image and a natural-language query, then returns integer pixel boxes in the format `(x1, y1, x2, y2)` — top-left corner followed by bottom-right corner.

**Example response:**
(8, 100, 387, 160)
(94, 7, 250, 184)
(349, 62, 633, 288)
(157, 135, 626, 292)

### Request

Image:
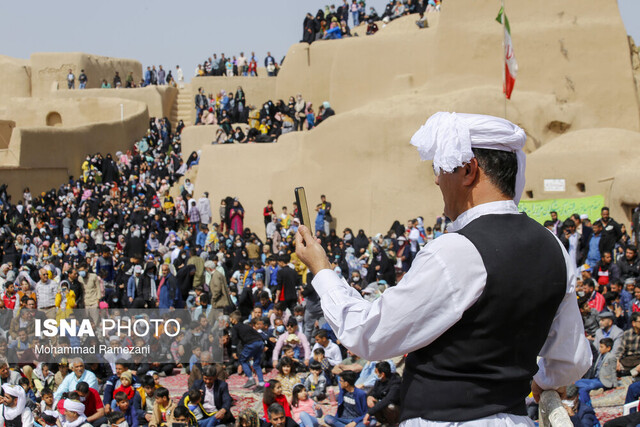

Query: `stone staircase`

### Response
(173, 83, 193, 128)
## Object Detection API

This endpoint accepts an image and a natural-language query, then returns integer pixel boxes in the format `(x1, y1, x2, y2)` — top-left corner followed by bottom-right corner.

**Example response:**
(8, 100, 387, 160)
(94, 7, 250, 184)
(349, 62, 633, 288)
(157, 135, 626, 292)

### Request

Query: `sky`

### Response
(1, 0, 639, 83)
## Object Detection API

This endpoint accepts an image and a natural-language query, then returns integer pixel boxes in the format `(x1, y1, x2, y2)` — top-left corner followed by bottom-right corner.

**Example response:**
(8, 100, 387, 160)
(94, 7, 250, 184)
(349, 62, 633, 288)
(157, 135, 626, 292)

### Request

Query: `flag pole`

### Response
(502, 0, 507, 119)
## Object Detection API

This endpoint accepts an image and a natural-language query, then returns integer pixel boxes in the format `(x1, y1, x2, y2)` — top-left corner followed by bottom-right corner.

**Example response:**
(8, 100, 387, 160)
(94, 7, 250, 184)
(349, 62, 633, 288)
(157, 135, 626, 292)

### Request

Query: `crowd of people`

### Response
(301, 0, 441, 42)
(194, 89, 336, 142)
(66, 66, 185, 90)
(193, 52, 281, 79)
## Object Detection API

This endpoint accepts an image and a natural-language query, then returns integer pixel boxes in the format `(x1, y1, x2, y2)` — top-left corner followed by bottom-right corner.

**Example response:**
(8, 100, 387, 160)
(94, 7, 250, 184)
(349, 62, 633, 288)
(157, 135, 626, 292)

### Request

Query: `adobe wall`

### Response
(525, 128, 640, 224)
(30, 52, 142, 97)
(0, 167, 70, 203)
(51, 85, 178, 120)
(193, 0, 640, 235)
(188, 76, 277, 109)
(0, 121, 14, 150)
(1, 98, 148, 176)
(0, 55, 31, 98)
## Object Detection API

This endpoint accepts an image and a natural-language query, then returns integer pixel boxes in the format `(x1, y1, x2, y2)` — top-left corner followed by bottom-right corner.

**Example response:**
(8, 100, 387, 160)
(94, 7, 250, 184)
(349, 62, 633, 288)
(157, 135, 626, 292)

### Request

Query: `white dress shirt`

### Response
(312, 200, 592, 427)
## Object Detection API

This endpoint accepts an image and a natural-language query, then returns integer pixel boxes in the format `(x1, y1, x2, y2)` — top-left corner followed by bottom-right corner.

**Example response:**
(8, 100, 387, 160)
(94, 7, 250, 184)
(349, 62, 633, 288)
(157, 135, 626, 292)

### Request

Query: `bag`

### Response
(267, 64, 276, 73)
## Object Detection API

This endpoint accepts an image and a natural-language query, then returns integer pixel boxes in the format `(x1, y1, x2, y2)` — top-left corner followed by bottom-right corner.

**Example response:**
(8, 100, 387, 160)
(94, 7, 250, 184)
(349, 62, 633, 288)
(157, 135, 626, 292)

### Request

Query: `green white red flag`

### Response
(496, 7, 517, 99)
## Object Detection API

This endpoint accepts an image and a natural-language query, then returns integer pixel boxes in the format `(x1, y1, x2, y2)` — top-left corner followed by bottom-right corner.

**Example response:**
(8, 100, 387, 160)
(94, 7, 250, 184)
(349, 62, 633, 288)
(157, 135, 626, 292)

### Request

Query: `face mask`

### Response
(114, 422, 130, 427)
(295, 316, 304, 323)
(181, 255, 187, 259)
(353, 276, 360, 282)
(79, 271, 87, 278)
(193, 332, 202, 337)
(276, 325, 285, 333)
(236, 242, 242, 247)
(577, 291, 585, 297)
(561, 399, 575, 408)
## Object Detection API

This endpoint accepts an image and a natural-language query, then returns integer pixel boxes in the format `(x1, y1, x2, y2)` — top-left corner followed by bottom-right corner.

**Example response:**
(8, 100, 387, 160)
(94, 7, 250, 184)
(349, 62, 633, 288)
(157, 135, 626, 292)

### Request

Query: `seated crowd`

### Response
(194, 88, 335, 142)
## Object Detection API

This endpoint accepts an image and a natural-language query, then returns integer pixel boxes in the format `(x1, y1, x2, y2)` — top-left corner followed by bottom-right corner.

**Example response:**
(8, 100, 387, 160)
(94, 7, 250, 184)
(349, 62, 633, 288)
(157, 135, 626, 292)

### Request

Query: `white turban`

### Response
(410, 112, 527, 203)
(1, 384, 26, 420)
(63, 399, 86, 414)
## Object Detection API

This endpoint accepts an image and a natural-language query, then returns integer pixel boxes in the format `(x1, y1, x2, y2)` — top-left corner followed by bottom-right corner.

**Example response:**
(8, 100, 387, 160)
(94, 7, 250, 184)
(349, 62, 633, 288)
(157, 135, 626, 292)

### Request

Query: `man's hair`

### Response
(268, 403, 286, 417)
(202, 365, 218, 378)
(593, 220, 603, 227)
(600, 338, 614, 349)
(632, 312, 640, 323)
(340, 370, 358, 386)
(313, 347, 325, 356)
(602, 206, 610, 212)
(314, 330, 328, 340)
(628, 245, 638, 252)
(471, 148, 517, 199)
(230, 311, 242, 323)
(115, 391, 129, 402)
(155, 387, 169, 399)
(107, 411, 126, 424)
(376, 361, 392, 377)
(75, 381, 89, 394)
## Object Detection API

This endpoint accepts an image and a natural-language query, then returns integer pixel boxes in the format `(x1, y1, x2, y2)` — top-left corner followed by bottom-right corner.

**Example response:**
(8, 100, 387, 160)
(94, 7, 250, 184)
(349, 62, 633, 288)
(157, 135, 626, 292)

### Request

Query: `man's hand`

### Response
(145, 414, 153, 422)
(346, 422, 356, 427)
(367, 396, 377, 408)
(531, 380, 566, 403)
(295, 226, 331, 275)
(363, 414, 371, 426)
(215, 408, 226, 420)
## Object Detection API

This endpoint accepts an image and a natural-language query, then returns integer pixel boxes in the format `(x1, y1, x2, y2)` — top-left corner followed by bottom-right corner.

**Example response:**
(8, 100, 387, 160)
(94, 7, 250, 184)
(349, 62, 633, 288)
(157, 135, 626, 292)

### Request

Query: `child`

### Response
(190, 344, 202, 373)
(312, 348, 333, 384)
(275, 357, 299, 401)
(324, 371, 368, 427)
(39, 388, 56, 415)
(262, 380, 291, 422)
(291, 384, 321, 427)
(230, 311, 265, 388)
(135, 375, 157, 425)
(62, 399, 92, 427)
(184, 388, 218, 427)
(112, 371, 137, 405)
(304, 361, 327, 401)
(150, 387, 177, 427)
(112, 391, 139, 426)
(18, 376, 37, 410)
(107, 411, 127, 426)
(575, 337, 617, 406)
(172, 406, 195, 426)
(55, 280, 76, 321)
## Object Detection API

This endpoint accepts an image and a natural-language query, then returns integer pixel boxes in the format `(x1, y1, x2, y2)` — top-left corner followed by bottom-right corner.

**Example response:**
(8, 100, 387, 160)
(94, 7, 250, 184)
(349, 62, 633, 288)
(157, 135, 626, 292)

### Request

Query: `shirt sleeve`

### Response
(312, 234, 487, 360)
(533, 239, 593, 389)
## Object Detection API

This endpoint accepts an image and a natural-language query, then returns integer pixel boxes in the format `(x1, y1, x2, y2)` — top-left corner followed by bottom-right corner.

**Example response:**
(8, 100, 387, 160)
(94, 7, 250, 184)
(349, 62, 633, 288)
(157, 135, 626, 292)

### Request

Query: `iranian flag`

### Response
(496, 7, 517, 99)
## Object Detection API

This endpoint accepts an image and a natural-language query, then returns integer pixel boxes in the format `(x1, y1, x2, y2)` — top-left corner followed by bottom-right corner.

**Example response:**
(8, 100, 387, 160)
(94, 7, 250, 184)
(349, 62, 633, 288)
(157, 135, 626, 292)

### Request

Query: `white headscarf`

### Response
(410, 112, 527, 203)
(1, 384, 26, 421)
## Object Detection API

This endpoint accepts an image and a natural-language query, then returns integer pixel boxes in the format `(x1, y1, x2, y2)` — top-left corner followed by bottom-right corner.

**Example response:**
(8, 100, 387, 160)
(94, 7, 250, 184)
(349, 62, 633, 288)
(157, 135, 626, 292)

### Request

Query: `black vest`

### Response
(2, 405, 22, 427)
(400, 213, 567, 422)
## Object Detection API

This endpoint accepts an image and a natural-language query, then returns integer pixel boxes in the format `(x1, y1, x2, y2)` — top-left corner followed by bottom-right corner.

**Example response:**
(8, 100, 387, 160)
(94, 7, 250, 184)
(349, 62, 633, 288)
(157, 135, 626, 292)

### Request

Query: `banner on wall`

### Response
(518, 195, 605, 224)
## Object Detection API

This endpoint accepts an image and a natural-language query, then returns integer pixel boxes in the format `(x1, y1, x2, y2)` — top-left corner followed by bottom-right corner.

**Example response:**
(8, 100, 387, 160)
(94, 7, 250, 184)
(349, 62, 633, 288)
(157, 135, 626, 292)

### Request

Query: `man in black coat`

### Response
(182, 365, 234, 424)
(276, 254, 300, 312)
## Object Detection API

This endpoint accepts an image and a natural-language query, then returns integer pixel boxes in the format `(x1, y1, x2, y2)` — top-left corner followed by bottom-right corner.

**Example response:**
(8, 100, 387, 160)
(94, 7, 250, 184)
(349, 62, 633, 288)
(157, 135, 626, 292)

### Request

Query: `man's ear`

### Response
(462, 158, 479, 186)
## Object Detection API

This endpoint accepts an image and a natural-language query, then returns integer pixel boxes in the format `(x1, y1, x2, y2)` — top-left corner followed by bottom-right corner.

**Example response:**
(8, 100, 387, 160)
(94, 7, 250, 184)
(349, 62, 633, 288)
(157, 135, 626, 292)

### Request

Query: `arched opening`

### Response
(576, 182, 586, 192)
(46, 112, 62, 127)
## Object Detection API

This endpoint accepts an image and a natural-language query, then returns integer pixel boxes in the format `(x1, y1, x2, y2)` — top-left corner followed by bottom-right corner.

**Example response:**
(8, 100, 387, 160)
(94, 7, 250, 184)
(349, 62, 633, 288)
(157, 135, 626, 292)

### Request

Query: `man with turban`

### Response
(0, 383, 34, 425)
(62, 399, 92, 427)
(296, 112, 592, 425)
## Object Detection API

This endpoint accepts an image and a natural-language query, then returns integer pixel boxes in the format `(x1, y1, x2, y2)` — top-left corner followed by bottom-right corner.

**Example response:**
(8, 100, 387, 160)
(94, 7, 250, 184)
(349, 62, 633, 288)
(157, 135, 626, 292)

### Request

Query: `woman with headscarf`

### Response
(353, 229, 369, 255)
(366, 243, 395, 285)
(229, 199, 245, 235)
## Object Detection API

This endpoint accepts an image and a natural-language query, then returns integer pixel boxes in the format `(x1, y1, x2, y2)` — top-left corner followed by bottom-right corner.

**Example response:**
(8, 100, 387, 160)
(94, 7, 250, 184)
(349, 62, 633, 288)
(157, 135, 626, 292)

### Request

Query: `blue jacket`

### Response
(158, 274, 182, 309)
(570, 401, 599, 427)
(111, 402, 139, 427)
(182, 379, 234, 417)
(336, 386, 367, 422)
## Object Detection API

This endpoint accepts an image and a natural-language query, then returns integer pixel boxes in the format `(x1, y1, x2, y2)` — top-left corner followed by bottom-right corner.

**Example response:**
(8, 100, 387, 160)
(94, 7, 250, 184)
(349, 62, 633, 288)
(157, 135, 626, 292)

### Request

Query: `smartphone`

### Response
(294, 187, 311, 227)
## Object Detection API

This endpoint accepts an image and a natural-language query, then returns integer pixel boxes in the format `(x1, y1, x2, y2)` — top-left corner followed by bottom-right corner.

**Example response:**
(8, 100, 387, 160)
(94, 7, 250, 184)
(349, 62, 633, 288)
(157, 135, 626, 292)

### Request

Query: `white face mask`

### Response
(114, 422, 130, 427)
